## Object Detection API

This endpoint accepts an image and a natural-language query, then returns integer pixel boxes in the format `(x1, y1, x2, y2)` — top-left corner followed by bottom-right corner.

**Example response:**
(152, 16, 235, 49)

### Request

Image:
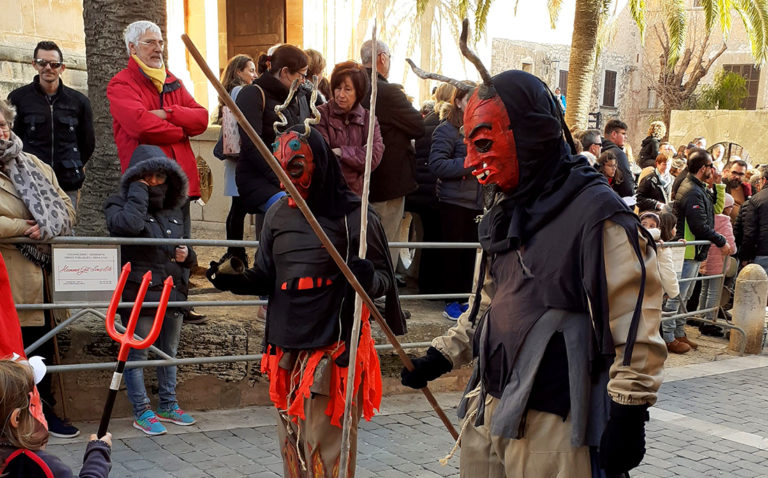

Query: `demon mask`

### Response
(274, 131, 315, 207)
(463, 93, 519, 193)
(272, 76, 322, 208)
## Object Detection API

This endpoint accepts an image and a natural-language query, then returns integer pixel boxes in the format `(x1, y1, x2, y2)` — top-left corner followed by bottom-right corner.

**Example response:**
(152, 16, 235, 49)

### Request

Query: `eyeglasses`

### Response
(34, 59, 63, 69)
(138, 40, 165, 49)
(705, 163, 715, 168)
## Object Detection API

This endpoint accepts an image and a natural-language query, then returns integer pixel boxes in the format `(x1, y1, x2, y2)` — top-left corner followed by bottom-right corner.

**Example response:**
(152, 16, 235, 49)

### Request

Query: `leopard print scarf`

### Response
(0, 133, 72, 267)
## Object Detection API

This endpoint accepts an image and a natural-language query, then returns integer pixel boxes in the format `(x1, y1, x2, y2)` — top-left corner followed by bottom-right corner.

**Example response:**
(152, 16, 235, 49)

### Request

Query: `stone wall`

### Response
(669, 109, 766, 164)
(0, 0, 88, 97)
(490, 38, 638, 133)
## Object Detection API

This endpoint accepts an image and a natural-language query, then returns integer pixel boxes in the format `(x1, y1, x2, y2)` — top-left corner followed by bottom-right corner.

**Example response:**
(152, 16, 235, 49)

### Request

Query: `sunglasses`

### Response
(34, 59, 63, 69)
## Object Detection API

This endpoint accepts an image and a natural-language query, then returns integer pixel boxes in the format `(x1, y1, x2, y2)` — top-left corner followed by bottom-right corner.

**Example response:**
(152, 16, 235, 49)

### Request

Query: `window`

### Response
(647, 87, 659, 109)
(522, 62, 533, 73)
(603, 70, 617, 107)
(723, 64, 761, 110)
(558, 70, 568, 95)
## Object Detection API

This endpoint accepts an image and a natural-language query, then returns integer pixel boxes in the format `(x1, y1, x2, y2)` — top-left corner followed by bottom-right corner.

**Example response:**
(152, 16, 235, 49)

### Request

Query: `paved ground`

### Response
(48, 355, 768, 477)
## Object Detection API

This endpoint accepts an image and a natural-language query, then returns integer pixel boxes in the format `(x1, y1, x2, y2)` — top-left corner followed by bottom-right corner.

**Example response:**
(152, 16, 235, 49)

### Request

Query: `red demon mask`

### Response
(463, 92, 519, 193)
(274, 131, 315, 208)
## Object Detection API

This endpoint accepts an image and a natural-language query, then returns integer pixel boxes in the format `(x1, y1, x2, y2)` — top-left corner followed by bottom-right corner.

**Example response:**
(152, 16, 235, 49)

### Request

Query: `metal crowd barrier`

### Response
(658, 240, 746, 354)
(3, 236, 747, 374)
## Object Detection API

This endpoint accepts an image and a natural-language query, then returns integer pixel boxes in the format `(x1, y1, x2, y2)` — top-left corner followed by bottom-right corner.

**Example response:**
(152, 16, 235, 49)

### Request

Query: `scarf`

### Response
(147, 184, 168, 211)
(0, 134, 72, 267)
(132, 54, 167, 93)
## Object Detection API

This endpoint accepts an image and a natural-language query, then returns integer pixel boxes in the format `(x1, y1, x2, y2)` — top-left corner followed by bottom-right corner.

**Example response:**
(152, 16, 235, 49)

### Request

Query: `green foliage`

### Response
(691, 70, 748, 110)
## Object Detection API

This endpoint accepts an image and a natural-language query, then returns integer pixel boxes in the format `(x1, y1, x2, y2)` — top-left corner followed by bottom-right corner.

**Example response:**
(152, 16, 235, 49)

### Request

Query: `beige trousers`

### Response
(371, 196, 405, 266)
(460, 393, 592, 478)
(276, 391, 362, 478)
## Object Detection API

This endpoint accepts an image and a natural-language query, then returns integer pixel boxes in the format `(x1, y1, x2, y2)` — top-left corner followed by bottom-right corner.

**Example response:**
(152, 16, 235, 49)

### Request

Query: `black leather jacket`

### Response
(7, 76, 94, 190)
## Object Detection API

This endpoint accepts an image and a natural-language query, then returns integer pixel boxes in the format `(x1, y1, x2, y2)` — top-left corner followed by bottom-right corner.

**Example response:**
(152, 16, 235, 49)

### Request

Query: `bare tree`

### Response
(79, 1, 166, 235)
(649, 20, 726, 132)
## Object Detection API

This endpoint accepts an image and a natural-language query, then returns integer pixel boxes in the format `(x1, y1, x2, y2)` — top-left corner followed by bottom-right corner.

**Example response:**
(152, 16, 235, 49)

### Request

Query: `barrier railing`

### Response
(658, 240, 746, 354)
(5, 236, 747, 372)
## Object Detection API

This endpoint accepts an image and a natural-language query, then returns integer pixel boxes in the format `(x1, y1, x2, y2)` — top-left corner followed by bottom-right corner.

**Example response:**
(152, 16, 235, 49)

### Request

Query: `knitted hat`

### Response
(724, 193, 735, 209)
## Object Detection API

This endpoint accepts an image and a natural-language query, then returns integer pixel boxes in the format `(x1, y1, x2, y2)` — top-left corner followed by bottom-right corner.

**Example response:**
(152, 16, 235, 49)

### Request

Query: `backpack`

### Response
(0, 448, 54, 478)
(214, 84, 265, 160)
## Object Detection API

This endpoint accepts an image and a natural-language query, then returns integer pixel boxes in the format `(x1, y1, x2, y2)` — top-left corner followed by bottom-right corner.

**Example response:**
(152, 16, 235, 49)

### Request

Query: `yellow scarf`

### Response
(132, 54, 166, 93)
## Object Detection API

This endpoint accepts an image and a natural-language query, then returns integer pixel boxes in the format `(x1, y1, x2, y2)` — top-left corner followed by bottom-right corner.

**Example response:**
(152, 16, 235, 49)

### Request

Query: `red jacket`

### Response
(107, 57, 208, 197)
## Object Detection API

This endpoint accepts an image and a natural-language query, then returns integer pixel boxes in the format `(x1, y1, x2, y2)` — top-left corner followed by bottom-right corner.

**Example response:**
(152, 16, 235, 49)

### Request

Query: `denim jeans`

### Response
(698, 275, 723, 320)
(120, 308, 183, 418)
(754, 256, 768, 277)
(662, 259, 700, 342)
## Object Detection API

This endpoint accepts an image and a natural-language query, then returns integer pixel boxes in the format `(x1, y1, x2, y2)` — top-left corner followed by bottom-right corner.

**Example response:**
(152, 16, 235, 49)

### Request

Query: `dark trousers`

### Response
(22, 319, 56, 413)
(225, 195, 249, 258)
(439, 202, 482, 295)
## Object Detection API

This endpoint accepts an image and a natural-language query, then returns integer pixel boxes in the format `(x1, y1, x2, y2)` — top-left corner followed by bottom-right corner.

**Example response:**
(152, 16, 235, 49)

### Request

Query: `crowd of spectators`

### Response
(3, 17, 768, 467)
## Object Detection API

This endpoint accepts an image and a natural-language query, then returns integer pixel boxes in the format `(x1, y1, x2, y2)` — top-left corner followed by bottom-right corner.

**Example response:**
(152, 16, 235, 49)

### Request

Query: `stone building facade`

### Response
(490, 0, 768, 157)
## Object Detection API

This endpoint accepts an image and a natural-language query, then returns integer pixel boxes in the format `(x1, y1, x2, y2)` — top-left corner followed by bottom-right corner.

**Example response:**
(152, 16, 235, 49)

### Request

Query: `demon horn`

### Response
(459, 19, 495, 98)
(405, 59, 473, 92)
(303, 75, 321, 138)
(273, 79, 300, 136)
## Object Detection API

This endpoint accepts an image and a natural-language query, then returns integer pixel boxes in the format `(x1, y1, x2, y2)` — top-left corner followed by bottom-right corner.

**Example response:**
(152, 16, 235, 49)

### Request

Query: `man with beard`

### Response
(400, 28, 666, 477)
(207, 123, 405, 477)
(722, 159, 752, 222)
(665, 149, 730, 352)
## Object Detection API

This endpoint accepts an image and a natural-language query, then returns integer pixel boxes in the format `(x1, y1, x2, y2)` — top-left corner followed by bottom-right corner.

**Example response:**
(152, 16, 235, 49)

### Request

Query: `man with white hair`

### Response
(359, 39, 424, 275)
(107, 20, 209, 324)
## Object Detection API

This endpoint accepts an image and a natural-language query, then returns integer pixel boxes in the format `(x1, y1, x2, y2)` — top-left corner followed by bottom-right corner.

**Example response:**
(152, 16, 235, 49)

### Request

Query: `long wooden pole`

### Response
(338, 22, 378, 478)
(180, 34, 459, 440)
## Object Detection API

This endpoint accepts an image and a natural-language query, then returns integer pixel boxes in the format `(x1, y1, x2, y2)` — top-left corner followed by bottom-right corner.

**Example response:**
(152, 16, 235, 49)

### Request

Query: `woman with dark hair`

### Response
(597, 150, 625, 195)
(427, 82, 481, 317)
(235, 44, 310, 216)
(214, 54, 256, 266)
(315, 61, 383, 196)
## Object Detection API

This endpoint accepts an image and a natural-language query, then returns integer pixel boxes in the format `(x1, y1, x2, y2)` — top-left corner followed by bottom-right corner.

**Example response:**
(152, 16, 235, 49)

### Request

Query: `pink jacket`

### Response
(702, 213, 736, 275)
(315, 100, 383, 196)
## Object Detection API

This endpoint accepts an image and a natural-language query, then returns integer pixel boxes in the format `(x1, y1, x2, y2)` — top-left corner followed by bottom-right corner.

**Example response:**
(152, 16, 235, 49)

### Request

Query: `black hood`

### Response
(120, 145, 188, 210)
(283, 125, 360, 218)
(480, 70, 612, 251)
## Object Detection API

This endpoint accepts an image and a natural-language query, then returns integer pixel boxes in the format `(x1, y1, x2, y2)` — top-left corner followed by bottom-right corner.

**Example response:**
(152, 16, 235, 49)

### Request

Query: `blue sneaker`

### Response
(157, 405, 196, 426)
(442, 302, 463, 321)
(133, 410, 167, 436)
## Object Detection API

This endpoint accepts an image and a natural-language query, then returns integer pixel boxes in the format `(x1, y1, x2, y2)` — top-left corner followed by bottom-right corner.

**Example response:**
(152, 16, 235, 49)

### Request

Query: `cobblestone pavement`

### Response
(49, 356, 768, 477)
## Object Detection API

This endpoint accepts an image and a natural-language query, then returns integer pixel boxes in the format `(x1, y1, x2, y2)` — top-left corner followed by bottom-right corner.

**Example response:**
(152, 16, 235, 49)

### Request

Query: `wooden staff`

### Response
(338, 22, 377, 478)
(180, 35, 459, 442)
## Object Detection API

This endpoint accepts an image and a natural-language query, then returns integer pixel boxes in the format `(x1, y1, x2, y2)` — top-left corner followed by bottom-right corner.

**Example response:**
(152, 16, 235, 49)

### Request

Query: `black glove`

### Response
(206, 261, 242, 292)
(599, 401, 649, 475)
(348, 257, 375, 293)
(400, 347, 453, 389)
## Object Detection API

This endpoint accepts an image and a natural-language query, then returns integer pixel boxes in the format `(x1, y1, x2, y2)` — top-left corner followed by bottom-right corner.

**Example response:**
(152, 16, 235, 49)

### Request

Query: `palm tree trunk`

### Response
(79, 1, 166, 235)
(564, 0, 602, 130)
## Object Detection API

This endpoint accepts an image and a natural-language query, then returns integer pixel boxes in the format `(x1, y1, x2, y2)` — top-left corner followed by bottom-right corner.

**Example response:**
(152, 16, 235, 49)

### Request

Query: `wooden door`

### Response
(226, 0, 285, 63)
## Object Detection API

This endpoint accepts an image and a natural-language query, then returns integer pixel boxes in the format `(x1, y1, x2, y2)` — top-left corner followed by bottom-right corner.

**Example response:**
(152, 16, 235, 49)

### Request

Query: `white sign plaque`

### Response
(52, 246, 120, 294)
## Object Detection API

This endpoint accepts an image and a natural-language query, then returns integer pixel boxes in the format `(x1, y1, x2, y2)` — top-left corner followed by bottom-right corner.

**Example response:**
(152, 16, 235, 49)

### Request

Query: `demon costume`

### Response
(401, 22, 666, 478)
(207, 115, 404, 477)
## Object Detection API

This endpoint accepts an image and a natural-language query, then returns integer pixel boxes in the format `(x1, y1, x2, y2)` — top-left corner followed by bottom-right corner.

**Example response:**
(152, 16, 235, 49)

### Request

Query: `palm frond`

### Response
(694, 0, 718, 31)
(547, 0, 564, 29)
(596, 11, 620, 60)
(629, 0, 647, 43)
(416, 0, 428, 16)
(734, 0, 768, 64)
(663, 0, 687, 67)
(718, 0, 732, 35)
(474, 0, 492, 42)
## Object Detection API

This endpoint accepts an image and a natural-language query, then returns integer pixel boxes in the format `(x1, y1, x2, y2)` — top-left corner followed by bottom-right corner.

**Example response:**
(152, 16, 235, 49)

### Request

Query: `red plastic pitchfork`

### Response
(97, 262, 173, 437)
